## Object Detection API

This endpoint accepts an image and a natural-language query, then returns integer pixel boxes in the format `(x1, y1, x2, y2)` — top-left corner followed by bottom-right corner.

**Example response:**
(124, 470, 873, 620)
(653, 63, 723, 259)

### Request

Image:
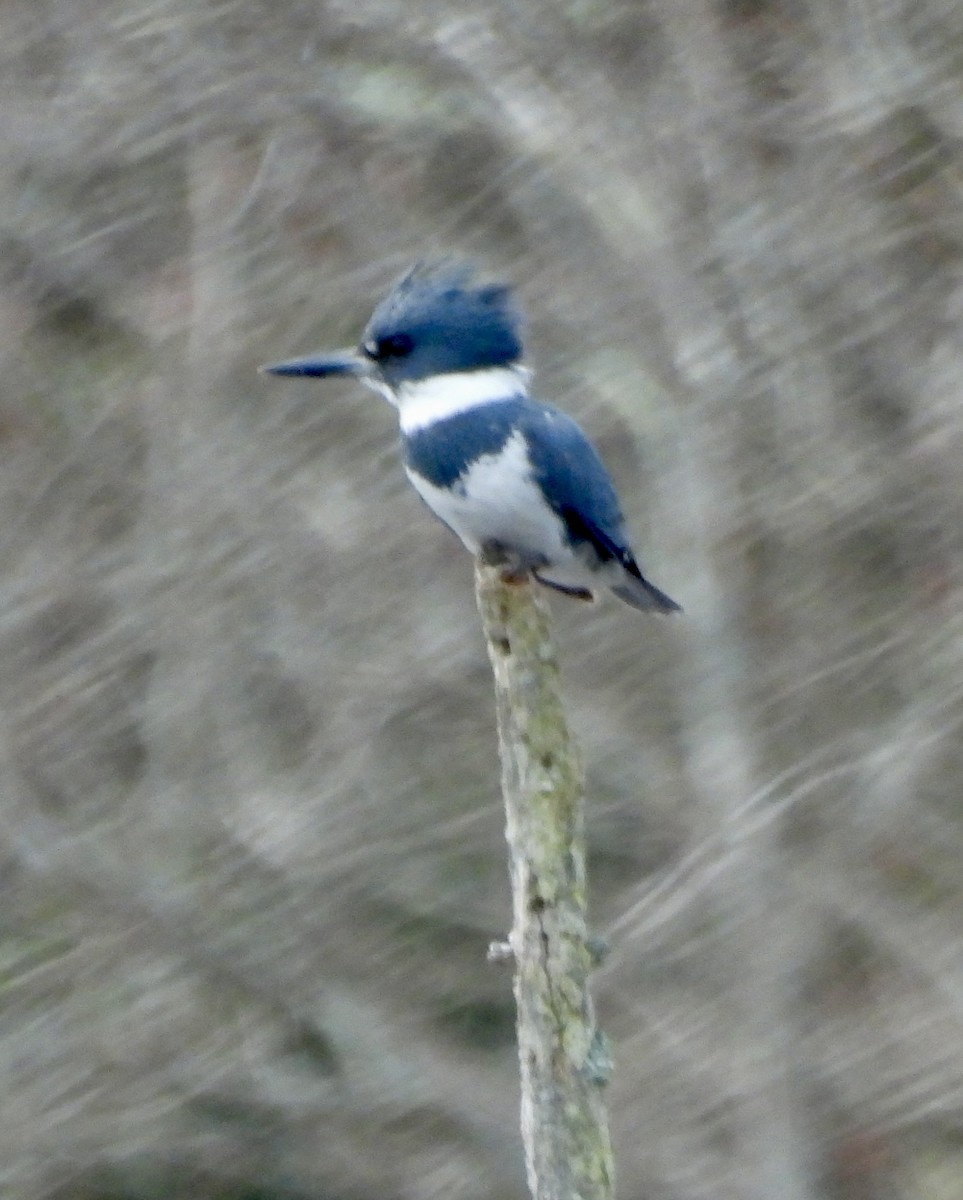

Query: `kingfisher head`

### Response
(261, 261, 523, 399)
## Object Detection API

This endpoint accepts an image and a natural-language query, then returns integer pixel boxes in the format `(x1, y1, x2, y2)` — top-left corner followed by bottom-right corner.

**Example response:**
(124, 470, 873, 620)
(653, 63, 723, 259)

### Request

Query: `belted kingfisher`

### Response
(261, 262, 680, 614)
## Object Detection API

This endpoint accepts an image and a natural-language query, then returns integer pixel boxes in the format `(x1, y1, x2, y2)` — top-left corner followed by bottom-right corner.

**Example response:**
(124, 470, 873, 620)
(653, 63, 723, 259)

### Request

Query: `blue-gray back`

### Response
(402, 397, 630, 558)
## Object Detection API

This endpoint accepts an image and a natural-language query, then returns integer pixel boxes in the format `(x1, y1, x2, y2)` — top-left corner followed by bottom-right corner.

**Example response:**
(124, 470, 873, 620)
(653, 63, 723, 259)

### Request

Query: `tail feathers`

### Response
(558, 509, 681, 614)
(611, 570, 681, 614)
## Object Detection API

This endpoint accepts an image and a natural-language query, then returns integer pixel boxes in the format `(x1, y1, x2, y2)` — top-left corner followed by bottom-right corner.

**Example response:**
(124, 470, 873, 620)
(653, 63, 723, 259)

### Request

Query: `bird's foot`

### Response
(532, 571, 595, 602)
(479, 540, 543, 586)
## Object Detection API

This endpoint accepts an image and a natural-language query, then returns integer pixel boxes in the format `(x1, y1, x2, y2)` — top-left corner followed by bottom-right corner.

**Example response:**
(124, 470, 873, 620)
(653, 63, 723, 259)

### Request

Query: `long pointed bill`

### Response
(259, 349, 369, 378)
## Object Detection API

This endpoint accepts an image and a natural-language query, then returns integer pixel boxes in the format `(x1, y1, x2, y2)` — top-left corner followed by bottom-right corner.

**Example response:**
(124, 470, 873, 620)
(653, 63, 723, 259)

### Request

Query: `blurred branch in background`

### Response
(2, 0, 963, 1198)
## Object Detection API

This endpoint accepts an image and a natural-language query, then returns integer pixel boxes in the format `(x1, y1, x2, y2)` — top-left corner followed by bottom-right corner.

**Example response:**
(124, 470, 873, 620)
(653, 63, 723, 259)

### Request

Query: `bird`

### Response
(261, 261, 680, 614)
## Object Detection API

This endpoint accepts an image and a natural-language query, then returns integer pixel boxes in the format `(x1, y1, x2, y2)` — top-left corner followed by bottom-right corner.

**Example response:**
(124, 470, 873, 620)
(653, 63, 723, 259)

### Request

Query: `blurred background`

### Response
(3, 1, 963, 1197)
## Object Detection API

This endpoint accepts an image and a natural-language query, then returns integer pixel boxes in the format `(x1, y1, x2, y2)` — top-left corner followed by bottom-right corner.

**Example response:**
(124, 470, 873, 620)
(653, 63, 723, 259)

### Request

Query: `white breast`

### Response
(405, 430, 569, 564)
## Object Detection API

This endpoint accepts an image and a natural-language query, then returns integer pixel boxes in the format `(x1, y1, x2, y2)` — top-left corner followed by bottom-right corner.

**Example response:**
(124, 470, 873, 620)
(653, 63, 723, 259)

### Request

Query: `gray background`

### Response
(3, 1, 963, 1198)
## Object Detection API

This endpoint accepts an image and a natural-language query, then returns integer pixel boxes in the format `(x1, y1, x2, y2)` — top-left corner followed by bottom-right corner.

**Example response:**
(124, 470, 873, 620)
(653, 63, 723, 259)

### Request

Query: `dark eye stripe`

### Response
(377, 333, 413, 359)
(362, 332, 414, 361)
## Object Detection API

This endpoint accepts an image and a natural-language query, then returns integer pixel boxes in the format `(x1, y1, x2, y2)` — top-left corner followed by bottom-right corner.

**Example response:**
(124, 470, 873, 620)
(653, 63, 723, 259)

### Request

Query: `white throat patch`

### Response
(396, 367, 530, 434)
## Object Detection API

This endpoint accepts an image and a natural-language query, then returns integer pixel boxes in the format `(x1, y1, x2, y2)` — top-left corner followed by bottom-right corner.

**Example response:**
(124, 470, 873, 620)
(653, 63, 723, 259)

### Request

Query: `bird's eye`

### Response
(364, 332, 413, 361)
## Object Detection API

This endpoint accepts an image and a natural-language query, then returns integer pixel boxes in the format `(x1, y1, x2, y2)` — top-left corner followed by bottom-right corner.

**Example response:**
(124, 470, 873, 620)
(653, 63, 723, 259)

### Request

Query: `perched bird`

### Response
(261, 262, 680, 614)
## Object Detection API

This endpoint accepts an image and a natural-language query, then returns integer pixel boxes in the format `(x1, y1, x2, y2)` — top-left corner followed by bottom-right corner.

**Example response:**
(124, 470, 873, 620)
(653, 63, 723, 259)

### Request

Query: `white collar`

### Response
(392, 367, 530, 433)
